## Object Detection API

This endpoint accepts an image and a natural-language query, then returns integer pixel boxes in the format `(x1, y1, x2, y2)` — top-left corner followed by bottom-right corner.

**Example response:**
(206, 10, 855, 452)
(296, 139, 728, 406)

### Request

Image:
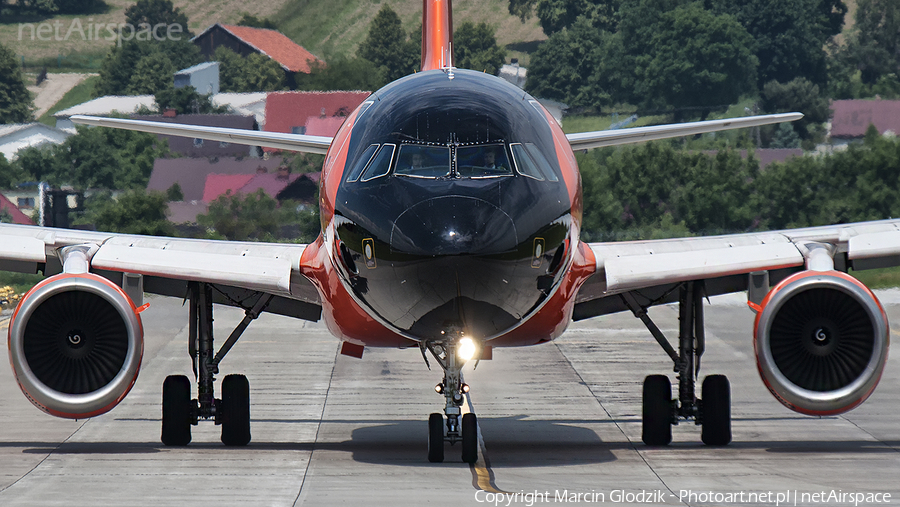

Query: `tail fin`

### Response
(421, 0, 453, 71)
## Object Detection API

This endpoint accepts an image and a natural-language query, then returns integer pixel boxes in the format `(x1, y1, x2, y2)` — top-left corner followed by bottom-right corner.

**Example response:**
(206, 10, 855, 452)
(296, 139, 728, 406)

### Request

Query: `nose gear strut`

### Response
(422, 330, 479, 464)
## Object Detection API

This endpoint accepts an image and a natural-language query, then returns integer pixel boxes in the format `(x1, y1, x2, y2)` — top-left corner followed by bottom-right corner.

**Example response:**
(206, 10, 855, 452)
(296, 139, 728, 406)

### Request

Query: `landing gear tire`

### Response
(461, 413, 478, 464)
(642, 374, 672, 446)
(701, 374, 731, 446)
(162, 375, 192, 446)
(428, 413, 444, 463)
(220, 374, 251, 446)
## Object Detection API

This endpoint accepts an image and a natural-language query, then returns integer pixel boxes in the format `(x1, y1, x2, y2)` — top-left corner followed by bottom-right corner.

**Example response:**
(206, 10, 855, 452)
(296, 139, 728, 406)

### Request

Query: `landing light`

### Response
(435, 383, 444, 394)
(458, 337, 477, 361)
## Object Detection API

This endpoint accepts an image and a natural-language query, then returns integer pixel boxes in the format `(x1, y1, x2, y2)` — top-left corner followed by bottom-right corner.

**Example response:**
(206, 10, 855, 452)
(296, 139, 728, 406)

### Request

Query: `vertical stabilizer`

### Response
(421, 0, 453, 71)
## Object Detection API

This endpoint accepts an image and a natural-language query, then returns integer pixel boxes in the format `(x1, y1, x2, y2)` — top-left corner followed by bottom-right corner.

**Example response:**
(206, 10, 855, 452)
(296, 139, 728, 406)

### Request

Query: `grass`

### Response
(273, 0, 545, 60)
(850, 266, 900, 290)
(38, 75, 101, 126)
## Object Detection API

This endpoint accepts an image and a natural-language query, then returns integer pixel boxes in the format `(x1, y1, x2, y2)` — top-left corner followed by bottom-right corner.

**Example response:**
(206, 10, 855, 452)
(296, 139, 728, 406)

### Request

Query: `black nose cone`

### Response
(390, 196, 518, 256)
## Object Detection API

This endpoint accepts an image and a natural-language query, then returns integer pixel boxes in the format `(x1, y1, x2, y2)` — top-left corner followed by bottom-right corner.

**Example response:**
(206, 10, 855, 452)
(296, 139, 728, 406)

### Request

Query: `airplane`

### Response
(0, 0, 895, 464)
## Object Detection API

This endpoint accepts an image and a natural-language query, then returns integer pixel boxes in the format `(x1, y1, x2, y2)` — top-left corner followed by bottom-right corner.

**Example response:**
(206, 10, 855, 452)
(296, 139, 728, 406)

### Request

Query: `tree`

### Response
(124, 0, 191, 36)
(94, 39, 202, 97)
(0, 153, 27, 189)
(526, 17, 620, 108)
(214, 47, 286, 93)
(166, 182, 184, 201)
(628, 3, 757, 118)
(709, 0, 846, 88)
(126, 52, 176, 95)
(295, 57, 384, 92)
(454, 22, 506, 75)
(508, 0, 620, 34)
(237, 14, 277, 29)
(760, 78, 829, 140)
(769, 122, 801, 149)
(75, 189, 174, 236)
(13, 125, 166, 190)
(154, 86, 230, 114)
(841, 0, 900, 85)
(0, 43, 34, 125)
(359, 4, 418, 82)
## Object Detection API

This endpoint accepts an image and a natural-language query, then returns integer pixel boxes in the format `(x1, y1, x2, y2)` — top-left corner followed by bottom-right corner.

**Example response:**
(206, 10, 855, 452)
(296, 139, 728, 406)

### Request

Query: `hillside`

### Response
(3, 0, 544, 65)
(272, 0, 545, 60)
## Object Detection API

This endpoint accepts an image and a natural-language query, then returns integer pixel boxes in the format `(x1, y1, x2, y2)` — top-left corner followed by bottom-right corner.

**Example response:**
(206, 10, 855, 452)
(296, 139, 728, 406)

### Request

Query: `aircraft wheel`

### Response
(161, 375, 192, 446)
(701, 374, 731, 446)
(428, 413, 444, 463)
(642, 374, 672, 446)
(220, 374, 251, 446)
(461, 413, 478, 464)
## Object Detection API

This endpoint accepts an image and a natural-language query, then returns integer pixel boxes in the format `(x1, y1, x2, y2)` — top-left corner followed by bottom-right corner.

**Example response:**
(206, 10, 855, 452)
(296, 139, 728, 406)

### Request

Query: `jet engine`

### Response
(8, 273, 144, 418)
(754, 270, 888, 415)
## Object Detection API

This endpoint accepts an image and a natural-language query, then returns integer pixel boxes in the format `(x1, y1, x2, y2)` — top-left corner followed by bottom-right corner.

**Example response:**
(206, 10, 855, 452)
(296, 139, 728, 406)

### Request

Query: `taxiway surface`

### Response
(0, 290, 898, 506)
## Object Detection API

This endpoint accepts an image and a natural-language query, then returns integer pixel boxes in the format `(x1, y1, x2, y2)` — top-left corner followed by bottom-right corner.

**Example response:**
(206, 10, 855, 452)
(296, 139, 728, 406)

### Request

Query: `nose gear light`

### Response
(457, 337, 477, 361)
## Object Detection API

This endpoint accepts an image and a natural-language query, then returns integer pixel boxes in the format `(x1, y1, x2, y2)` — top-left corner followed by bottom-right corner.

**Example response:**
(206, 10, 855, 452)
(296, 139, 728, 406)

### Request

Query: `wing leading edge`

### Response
(70, 115, 333, 155)
(575, 219, 900, 319)
(566, 113, 802, 150)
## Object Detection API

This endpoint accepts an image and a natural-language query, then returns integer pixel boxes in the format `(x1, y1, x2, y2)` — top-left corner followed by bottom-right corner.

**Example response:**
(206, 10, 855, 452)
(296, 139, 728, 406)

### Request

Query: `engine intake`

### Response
(754, 270, 888, 415)
(8, 273, 144, 418)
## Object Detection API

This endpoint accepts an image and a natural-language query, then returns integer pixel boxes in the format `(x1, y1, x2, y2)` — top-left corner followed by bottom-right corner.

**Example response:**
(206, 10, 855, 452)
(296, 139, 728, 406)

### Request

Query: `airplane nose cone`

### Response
(390, 196, 517, 256)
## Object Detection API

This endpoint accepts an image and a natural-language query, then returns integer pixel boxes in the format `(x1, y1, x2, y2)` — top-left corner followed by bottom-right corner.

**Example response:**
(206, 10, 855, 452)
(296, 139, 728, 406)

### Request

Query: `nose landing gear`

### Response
(423, 338, 480, 464)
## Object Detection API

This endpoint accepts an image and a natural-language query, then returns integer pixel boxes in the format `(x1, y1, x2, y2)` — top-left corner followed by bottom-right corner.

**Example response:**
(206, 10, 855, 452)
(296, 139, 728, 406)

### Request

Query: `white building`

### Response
(0, 123, 71, 161)
(53, 95, 156, 130)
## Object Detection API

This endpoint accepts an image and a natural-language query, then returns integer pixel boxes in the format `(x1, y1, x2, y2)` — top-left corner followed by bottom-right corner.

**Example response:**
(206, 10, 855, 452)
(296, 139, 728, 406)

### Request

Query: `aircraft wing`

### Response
(574, 219, 900, 319)
(0, 223, 321, 320)
(70, 115, 333, 155)
(566, 113, 802, 150)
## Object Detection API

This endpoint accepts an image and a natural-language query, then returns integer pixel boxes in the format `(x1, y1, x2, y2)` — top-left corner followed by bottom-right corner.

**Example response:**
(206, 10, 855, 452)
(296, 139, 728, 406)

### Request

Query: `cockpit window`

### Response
(345, 144, 379, 182)
(360, 144, 396, 182)
(510, 143, 544, 180)
(510, 143, 559, 182)
(394, 145, 451, 178)
(523, 143, 559, 182)
(456, 144, 513, 178)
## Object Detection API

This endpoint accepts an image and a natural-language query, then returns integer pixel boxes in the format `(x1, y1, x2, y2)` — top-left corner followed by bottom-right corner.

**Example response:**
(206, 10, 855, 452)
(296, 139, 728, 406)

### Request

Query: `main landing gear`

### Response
(622, 280, 731, 446)
(161, 282, 272, 446)
(422, 336, 479, 464)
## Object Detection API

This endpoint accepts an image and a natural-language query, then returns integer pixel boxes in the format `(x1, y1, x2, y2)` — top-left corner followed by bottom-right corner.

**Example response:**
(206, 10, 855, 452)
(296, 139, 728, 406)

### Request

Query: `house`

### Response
(212, 92, 267, 126)
(147, 156, 288, 202)
(0, 123, 71, 161)
(131, 114, 260, 158)
(0, 193, 34, 225)
(202, 168, 319, 203)
(175, 61, 220, 96)
(263, 91, 370, 150)
(192, 23, 324, 88)
(830, 99, 900, 144)
(53, 95, 156, 131)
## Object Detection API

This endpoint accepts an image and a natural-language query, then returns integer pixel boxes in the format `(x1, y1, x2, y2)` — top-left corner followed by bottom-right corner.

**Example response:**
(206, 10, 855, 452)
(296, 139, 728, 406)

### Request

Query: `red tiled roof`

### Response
(219, 24, 323, 73)
(148, 157, 287, 201)
(203, 174, 255, 202)
(831, 99, 900, 138)
(264, 91, 370, 143)
(0, 194, 33, 225)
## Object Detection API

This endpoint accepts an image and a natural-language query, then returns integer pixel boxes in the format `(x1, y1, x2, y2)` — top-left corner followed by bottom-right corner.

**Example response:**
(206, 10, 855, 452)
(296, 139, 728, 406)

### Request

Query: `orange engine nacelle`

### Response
(753, 270, 889, 416)
(8, 273, 144, 419)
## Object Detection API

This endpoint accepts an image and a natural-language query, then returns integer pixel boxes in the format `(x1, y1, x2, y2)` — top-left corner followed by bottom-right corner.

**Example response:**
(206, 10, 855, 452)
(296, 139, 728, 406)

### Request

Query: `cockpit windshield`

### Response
(394, 145, 451, 178)
(456, 144, 513, 178)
